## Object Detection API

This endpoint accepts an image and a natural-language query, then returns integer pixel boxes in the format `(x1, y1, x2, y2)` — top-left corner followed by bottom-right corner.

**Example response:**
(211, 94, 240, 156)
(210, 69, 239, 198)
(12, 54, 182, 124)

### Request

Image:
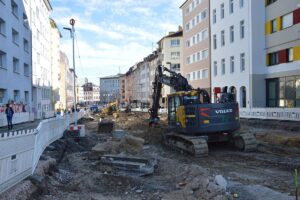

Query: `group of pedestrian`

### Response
(5, 103, 14, 130)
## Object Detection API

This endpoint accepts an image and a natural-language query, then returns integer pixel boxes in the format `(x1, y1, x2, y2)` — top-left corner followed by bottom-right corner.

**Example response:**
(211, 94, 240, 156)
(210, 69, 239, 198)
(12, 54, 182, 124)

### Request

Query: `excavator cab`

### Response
(167, 89, 240, 136)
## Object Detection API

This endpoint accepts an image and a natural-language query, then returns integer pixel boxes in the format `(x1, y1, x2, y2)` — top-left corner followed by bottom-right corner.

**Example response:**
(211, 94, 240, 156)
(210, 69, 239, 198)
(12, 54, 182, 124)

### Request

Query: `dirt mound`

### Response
(90, 135, 145, 158)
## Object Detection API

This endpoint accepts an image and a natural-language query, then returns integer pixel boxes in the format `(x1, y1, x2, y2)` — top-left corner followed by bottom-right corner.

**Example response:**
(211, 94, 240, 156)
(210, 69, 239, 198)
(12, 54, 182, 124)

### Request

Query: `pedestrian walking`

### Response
(5, 103, 14, 130)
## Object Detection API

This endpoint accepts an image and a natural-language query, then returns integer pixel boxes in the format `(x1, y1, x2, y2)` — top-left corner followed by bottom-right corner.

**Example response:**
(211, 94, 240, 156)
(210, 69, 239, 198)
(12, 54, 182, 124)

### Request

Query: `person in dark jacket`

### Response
(5, 104, 14, 130)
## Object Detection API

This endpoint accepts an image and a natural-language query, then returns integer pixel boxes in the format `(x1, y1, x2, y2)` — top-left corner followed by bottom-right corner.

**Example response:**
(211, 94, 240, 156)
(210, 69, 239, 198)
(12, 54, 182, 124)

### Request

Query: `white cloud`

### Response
(51, 0, 182, 84)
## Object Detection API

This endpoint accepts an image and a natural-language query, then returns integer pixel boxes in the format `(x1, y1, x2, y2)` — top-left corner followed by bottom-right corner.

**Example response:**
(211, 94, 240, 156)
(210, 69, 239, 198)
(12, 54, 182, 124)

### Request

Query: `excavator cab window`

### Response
(183, 95, 198, 105)
(168, 96, 181, 123)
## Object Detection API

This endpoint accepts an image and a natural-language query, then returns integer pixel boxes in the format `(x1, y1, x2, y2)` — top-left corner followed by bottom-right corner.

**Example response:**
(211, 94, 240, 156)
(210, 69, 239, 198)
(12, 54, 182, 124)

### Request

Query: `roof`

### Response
(180, 0, 189, 8)
(50, 18, 62, 38)
(157, 29, 183, 44)
(100, 74, 124, 79)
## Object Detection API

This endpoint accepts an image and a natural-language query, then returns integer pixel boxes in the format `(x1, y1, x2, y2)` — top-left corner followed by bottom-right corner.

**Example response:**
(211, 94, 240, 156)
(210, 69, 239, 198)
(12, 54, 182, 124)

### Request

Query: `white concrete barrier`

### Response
(0, 111, 87, 193)
(240, 108, 300, 121)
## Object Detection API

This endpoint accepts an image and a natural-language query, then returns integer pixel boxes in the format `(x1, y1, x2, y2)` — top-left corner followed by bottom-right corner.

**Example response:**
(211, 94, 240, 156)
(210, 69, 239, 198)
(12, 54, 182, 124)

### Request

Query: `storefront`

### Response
(266, 76, 300, 107)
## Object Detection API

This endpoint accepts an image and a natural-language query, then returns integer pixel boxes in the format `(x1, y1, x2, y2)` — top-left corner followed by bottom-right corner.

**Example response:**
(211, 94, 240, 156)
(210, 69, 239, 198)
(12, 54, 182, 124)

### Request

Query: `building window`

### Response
(221, 30, 225, 46)
(240, 53, 245, 71)
(0, 18, 5, 36)
(193, 71, 196, 80)
(0, 50, 7, 69)
(24, 91, 29, 104)
(202, 29, 208, 40)
(197, 52, 200, 61)
(11, 0, 18, 18)
(186, 74, 191, 81)
(12, 28, 19, 45)
(271, 19, 277, 33)
(214, 61, 217, 76)
(240, 0, 244, 8)
(282, 13, 293, 29)
(23, 38, 29, 52)
(221, 3, 225, 19)
(0, 88, 6, 103)
(13, 90, 20, 102)
(201, 9, 207, 20)
(13, 57, 19, 73)
(230, 56, 234, 73)
(213, 9, 216, 24)
(287, 48, 293, 62)
(185, 23, 190, 31)
(266, 77, 300, 108)
(23, 13, 28, 28)
(266, 0, 277, 6)
(229, 0, 234, 14)
(171, 52, 180, 59)
(197, 71, 201, 79)
(240, 20, 245, 39)
(202, 69, 208, 79)
(230, 26, 234, 43)
(186, 57, 191, 64)
(269, 52, 279, 66)
(213, 34, 217, 49)
(221, 59, 225, 75)
(186, 40, 190, 47)
(202, 49, 208, 59)
(240, 86, 247, 108)
(24, 63, 29, 76)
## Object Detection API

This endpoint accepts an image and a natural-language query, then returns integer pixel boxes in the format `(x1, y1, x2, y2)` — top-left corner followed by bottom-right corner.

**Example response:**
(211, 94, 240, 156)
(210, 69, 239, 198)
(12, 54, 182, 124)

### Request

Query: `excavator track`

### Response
(233, 133, 257, 152)
(163, 133, 208, 157)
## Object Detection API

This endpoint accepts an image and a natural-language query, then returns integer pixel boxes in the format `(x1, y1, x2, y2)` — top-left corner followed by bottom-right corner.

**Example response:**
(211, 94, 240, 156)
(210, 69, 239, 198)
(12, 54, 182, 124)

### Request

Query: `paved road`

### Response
(0, 120, 41, 134)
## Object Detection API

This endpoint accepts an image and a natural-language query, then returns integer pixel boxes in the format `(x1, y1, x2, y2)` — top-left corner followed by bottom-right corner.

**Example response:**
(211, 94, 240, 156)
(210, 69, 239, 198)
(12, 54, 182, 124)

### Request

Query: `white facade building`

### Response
(0, 0, 32, 112)
(210, 0, 265, 108)
(30, 0, 53, 119)
(50, 18, 61, 111)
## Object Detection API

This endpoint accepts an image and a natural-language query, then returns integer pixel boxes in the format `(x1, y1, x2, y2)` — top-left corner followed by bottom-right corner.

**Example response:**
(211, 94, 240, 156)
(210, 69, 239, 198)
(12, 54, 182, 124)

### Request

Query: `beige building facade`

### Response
(180, 0, 211, 92)
(157, 29, 183, 103)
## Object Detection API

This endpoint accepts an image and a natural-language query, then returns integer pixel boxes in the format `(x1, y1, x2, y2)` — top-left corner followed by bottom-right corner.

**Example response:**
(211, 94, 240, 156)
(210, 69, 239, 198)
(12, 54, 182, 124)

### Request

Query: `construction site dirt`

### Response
(1, 112, 299, 200)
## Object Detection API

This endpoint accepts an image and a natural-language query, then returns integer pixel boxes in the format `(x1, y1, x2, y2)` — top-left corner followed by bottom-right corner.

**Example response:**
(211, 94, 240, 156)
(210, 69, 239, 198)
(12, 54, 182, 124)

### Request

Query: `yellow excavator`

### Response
(149, 65, 257, 157)
(101, 101, 119, 115)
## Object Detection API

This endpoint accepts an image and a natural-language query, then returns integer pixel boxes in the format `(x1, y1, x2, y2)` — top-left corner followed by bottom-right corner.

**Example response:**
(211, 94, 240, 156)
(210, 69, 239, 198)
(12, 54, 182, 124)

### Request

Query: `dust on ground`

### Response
(1, 112, 299, 200)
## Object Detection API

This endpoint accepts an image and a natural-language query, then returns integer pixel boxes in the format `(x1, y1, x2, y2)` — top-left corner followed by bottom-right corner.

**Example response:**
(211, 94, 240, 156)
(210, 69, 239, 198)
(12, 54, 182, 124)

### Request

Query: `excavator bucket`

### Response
(98, 118, 114, 133)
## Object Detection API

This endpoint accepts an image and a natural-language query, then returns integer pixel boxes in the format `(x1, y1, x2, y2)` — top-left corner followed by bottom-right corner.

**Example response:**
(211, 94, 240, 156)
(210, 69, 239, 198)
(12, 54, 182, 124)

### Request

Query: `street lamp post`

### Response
(64, 18, 77, 126)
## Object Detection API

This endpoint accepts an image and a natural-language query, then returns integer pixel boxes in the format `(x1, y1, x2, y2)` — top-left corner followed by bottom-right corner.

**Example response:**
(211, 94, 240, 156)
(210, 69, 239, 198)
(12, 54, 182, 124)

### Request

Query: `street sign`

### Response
(70, 18, 75, 26)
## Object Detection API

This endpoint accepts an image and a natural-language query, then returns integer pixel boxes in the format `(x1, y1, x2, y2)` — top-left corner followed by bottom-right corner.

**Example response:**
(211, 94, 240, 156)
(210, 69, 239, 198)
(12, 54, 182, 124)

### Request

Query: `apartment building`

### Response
(50, 18, 61, 111)
(119, 74, 126, 104)
(56, 51, 69, 110)
(125, 66, 134, 104)
(31, 0, 53, 118)
(80, 81, 100, 105)
(157, 29, 183, 103)
(99, 74, 122, 104)
(210, 0, 265, 108)
(180, 0, 211, 92)
(0, 0, 32, 112)
(147, 51, 159, 105)
(265, 0, 300, 108)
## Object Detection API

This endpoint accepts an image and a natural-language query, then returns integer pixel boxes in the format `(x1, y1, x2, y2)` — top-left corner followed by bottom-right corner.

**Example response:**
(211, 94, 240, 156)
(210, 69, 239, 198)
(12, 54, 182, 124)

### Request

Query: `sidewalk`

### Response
(0, 120, 41, 134)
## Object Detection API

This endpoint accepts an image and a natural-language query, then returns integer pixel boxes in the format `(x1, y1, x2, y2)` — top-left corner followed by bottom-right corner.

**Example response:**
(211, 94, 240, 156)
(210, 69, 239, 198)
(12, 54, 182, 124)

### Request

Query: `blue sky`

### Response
(50, 0, 183, 84)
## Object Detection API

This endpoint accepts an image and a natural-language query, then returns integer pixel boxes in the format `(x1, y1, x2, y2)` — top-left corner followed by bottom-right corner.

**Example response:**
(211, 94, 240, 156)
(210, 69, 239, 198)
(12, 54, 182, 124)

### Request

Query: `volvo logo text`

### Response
(215, 109, 233, 114)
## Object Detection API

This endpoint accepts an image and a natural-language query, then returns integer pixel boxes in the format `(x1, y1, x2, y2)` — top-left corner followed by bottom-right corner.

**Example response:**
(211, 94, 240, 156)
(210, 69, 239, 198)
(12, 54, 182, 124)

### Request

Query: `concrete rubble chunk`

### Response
(214, 175, 228, 190)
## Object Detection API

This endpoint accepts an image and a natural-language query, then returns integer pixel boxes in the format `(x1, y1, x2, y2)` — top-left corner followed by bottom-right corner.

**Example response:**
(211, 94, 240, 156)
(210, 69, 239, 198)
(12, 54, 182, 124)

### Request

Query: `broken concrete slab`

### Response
(98, 154, 157, 176)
